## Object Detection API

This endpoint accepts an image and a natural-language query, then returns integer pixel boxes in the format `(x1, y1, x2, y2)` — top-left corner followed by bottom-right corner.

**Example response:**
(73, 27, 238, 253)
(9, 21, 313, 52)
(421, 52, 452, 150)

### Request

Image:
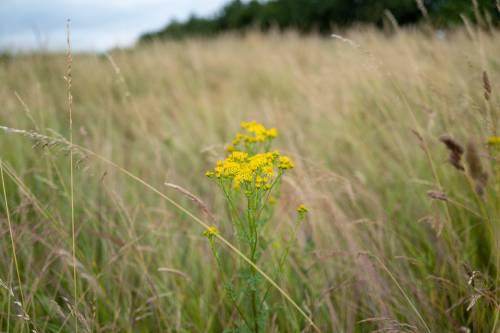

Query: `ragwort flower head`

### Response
(203, 225, 219, 238)
(487, 136, 500, 146)
(206, 121, 293, 192)
(296, 204, 308, 214)
(278, 156, 294, 170)
(296, 204, 308, 219)
(228, 121, 279, 151)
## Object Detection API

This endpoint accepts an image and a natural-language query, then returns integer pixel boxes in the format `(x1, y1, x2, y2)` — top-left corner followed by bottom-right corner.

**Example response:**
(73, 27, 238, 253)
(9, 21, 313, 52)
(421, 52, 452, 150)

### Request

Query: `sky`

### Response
(0, 0, 229, 52)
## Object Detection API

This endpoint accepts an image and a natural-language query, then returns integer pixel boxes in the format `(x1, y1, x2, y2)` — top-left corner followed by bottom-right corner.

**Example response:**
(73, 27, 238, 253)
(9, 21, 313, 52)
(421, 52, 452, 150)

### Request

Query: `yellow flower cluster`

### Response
(227, 121, 278, 151)
(487, 136, 500, 145)
(278, 156, 294, 170)
(203, 225, 219, 238)
(296, 204, 308, 214)
(207, 151, 282, 190)
(206, 121, 294, 191)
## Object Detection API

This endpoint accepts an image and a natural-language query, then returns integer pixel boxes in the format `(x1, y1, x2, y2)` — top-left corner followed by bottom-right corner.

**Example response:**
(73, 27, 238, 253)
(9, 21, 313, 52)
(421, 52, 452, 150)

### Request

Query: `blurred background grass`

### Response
(0, 27, 499, 332)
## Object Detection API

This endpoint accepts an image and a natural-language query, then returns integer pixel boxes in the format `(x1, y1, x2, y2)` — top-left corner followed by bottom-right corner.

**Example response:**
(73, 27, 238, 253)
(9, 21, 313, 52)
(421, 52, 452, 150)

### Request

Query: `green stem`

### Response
(260, 214, 303, 307)
(208, 238, 252, 330)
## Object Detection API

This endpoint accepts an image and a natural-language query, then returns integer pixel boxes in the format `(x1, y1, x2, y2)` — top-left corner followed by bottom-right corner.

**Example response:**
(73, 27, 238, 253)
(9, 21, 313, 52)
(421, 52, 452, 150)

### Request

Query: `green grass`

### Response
(0, 27, 499, 332)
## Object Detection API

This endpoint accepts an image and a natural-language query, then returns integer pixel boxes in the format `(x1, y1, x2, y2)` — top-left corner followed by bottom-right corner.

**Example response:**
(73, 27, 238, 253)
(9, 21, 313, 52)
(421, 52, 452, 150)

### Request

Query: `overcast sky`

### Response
(0, 0, 228, 52)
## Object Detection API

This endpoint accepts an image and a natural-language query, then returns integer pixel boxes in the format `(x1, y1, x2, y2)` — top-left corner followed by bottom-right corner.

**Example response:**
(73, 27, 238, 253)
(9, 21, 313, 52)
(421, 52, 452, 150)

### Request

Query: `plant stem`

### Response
(66, 20, 78, 333)
(1, 161, 28, 333)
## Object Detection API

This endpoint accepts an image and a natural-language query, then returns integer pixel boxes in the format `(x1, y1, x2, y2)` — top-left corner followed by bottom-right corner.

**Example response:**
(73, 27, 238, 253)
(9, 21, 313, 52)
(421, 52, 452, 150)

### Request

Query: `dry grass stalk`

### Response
(0, 126, 86, 158)
(358, 317, 417, 333)
(65, 22, 79, 333)
(427, 190, 448, 201)
(483, 70, 492, 100)
(411, 129, 424, 148)
(465, 141, 488, 196)
(415, 0, 429, 20)
(439, 135, 465, 171)
(463, 263, 480, 287)
(164, 182, 216, 222)
(384, 10, 399, 32)
(157, 267, 192, 281)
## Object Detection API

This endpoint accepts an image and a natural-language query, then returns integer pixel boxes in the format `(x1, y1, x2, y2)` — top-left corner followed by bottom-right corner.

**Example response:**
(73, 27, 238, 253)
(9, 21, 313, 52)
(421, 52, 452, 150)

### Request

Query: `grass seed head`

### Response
(465, 141, 488, 196)
(439, 135, 465, 171)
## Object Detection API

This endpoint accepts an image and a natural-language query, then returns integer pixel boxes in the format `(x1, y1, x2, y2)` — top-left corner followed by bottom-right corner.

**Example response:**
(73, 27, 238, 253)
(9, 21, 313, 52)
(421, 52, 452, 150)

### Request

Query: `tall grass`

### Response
(0, 27, 499, 332)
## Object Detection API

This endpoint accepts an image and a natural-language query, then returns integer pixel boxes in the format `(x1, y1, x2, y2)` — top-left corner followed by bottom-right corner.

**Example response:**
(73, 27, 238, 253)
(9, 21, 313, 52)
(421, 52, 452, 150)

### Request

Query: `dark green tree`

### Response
(139, 0, 499, 42)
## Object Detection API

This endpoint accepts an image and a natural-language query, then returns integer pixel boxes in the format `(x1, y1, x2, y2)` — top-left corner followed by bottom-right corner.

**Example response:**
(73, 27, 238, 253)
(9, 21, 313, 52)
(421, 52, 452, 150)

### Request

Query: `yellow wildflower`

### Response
(228, 151, 249, 162)
(229, 121, 279, 147)
(264, 165, 274, 177)
(296, 204, 308, 214)
(487, 136, 500, 145)
(232, 133, 243, 146)
(255, 175, 264, 188)
(207, 149, 294, 190)
(240, 120, 266, 136)
(278, 156, 294, 170)
(266, 128, 278, 138)
(248, 153, 271, 171)
(203, 226, 219, 238)
(206, 122, 294, 191)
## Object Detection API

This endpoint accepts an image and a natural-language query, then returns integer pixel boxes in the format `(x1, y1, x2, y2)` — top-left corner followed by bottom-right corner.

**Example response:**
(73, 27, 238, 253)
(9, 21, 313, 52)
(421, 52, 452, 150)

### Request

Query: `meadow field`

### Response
(0, 27, 499, 332)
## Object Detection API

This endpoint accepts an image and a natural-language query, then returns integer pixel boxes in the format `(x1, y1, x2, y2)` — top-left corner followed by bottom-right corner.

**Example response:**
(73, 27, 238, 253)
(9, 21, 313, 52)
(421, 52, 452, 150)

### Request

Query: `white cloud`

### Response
(0, 0, 228, 51)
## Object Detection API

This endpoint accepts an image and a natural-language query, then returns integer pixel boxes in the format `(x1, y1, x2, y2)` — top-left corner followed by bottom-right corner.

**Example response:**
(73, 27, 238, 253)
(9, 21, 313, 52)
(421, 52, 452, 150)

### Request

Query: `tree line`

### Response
(140, 0, 499, 41)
